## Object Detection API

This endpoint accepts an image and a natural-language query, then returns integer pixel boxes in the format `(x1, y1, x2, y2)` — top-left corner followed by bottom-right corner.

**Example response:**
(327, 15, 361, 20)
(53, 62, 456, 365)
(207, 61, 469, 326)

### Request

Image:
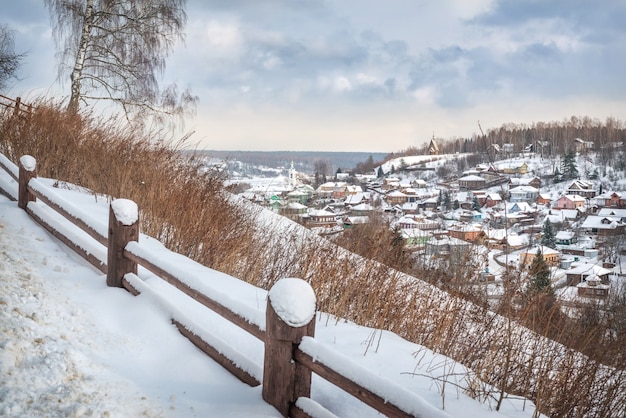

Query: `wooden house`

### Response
(555, 194, 586, 210)
(566, 180, 596, 198)
(458, 175, 486, 190)
(520, 245, 560, 268)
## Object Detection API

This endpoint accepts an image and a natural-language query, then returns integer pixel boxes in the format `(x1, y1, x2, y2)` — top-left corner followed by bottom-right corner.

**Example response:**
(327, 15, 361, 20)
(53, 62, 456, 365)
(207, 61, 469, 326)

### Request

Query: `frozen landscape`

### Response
(0, 163, 542, 417)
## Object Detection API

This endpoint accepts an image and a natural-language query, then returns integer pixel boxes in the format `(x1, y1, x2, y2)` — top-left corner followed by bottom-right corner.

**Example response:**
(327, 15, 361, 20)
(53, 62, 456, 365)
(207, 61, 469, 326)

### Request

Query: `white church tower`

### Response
(288, 161, 297, 188)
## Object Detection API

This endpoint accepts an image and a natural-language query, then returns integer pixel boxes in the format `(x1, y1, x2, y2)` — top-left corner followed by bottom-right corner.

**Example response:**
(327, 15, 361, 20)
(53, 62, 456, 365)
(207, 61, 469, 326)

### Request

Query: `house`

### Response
(424, 235, 472, 261)
(349, 203, 373, 216)
(286, 189, 310, 205)
(509, 185, 539, 203)
(565, 263, 612, 286)
(280, 202, 308, 220)
(485, 193, 503, 208)
(507, 201, 533, 214)
(509, 176, 542, 189)
(537, 193, 552, 206)
(304, 209, 337, 228)
(316, 182, 349, 199)
(499, 162, 528, 174)
(458, 175, 486, 190)
(577, 278, 610, 298)
(573, 137, 594, 153)
(520, 245, 560, 268)
(597, 208, 626, 222)
(413, 179, 427, 189)
(593, 191, 626, 209)
(566, 180, 596, 198)
(345, 192, 370, 206)
(469, 190, 487, 206)
(459, 210, 482, 223)
(580, 215, 626, 241)
(423, 197, 438, 210)
(555, 194, 586, 210)
(555, 230, 576, 246)
(448, 223, 483, 243)
(401, 228, 431, 247)
(386, 190, 408, 205)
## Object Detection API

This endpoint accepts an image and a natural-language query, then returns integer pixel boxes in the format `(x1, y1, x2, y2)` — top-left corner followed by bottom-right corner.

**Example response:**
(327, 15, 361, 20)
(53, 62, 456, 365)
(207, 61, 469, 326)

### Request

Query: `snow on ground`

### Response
(0, 188, 541, 417)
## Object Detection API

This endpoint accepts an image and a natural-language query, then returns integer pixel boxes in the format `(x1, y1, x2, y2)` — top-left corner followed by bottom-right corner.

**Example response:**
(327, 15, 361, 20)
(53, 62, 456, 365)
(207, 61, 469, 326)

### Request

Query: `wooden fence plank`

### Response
(294, 348, 416, 418)
(26, 205, 107, 274)
(123, 249, 266, 341)
(29, 185, 107, 246)
(172, 319, 261, 387)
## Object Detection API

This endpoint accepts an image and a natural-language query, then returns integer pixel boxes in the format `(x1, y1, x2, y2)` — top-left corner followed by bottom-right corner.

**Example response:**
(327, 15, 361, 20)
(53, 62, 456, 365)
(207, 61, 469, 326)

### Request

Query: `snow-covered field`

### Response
(0, 178, 542, 417)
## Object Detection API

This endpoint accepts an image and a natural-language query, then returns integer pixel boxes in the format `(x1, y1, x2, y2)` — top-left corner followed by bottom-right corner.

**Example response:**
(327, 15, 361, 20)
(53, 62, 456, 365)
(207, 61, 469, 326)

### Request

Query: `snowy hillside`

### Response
(0, 182, 542, 416)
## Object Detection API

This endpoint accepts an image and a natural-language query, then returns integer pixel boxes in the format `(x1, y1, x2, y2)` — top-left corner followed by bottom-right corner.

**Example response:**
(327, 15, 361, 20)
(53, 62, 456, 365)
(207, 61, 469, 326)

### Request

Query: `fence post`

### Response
(18, 155, 37, 209)
(107, 199, 139, 287)
(263, 278, 316, 416)
(14, 96, 21, 116)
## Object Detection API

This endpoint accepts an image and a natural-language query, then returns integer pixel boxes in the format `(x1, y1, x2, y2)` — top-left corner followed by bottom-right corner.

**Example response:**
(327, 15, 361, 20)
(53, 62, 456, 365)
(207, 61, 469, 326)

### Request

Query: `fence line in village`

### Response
(0, 152, 448, 418)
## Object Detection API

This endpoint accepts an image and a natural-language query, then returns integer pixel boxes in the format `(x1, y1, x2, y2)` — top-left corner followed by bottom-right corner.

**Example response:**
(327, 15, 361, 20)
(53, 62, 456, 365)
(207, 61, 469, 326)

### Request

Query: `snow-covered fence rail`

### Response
(4, 153, 449, 418)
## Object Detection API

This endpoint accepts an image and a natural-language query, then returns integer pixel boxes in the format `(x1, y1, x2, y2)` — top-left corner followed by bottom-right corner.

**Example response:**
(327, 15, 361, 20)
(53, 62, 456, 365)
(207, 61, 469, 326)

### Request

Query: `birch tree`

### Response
(0, 25, 25, 90)
(44, 0, 196, 121)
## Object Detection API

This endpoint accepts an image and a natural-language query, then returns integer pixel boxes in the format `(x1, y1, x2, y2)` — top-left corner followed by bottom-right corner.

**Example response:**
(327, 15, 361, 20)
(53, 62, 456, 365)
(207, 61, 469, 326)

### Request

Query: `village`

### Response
(229, 137, 626, 310)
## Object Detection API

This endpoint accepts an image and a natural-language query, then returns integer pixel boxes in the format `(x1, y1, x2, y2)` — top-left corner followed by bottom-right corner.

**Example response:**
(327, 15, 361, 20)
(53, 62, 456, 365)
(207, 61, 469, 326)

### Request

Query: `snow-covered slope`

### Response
(0, 189, 541, 417)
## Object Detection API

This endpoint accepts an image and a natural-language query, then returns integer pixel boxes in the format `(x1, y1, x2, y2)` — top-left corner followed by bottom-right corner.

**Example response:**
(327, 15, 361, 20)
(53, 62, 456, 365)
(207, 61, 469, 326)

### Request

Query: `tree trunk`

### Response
(67, 0, 94, 114)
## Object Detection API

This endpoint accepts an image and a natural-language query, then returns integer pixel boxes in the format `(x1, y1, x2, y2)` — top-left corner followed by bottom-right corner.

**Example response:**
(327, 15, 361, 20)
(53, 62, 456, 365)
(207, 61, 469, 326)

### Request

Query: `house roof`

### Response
(524, 245, 559, 256)
(510, 185, 538, 193)
(568, 180, 594, 190)
(351, 203, 373, 211)
(555, 230, 575, 240)
(597, 208, 626, 218)
(566, 263, 612, 277)
(459, 175, 485, 182)
(581, 215, 624, 229)
(559, 194, 586, 202)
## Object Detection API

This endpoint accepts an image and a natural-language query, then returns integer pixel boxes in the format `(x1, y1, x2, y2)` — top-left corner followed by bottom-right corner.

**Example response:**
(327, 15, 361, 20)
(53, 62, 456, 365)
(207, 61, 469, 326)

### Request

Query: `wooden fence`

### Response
(0, 94, 33, 117)
(0, 153, 450, 418)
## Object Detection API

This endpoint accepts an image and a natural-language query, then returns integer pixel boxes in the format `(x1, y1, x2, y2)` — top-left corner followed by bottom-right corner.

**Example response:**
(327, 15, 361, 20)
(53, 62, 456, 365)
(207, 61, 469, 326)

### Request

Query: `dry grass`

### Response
(2, 102, 626, 417)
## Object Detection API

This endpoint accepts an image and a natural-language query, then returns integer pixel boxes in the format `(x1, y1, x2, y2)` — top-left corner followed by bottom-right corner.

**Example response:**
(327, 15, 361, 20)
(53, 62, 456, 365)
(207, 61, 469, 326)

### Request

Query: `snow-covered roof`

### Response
(581, 215, 624, 229)
(566, 263, 612, 277)
(597, 208, 626, 218)
(459, 175, 485, 181)
(523, 245, 559, 256)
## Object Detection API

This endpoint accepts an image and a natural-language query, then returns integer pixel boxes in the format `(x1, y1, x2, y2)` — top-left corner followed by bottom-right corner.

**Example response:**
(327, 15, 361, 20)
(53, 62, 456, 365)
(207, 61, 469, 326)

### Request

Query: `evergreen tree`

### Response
(377, 166, 384, 178)
(528, 248, 552, 296)
(442, 191, 451, 211)
(472, 196, 481, 211)
(561, 151, 579, 180)
(541, 219, 557, 249)
(453, 199, 460, 210)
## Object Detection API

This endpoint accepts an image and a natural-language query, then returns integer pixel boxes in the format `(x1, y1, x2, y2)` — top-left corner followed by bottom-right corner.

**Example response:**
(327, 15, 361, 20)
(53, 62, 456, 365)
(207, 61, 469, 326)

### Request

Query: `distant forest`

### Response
(367, 116, 626, 174)
(188, 116, 626, 176)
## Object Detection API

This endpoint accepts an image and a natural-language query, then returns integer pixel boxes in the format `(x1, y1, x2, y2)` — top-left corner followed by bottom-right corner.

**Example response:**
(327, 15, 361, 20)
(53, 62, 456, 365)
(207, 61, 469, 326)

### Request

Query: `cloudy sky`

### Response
(3, 0, 626, 152)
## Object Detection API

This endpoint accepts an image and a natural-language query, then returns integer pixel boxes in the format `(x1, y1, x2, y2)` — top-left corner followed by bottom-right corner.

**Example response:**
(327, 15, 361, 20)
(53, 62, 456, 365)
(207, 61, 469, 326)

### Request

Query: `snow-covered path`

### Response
(0, 197, 279, 417)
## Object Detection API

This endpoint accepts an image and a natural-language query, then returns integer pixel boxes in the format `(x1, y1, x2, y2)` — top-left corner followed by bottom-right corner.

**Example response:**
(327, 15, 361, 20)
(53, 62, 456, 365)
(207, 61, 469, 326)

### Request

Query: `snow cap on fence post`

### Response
(19, 155, 37, 172)
(18, 155, 37, 209)
(107, 198, 139, 288)
(263, 278, 316, 416)
(269, 278, 316, 327)
(111, 198, 138, 226)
